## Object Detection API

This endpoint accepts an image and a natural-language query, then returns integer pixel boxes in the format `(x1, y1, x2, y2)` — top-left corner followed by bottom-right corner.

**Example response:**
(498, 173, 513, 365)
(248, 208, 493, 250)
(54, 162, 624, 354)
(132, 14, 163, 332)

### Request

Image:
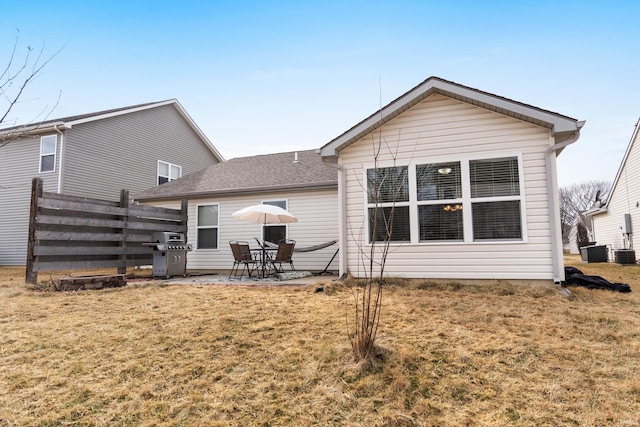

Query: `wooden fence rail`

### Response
(26, 178, 188, 284)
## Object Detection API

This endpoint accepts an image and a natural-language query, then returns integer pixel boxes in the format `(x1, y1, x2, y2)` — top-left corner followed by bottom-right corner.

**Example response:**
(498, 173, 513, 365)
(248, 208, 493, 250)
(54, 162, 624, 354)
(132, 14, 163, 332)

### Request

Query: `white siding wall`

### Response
(592, 130, 640, 252)
(339, 94, 556, 281)
(0, 135, 60, 265)
(143, 188, 339, 272)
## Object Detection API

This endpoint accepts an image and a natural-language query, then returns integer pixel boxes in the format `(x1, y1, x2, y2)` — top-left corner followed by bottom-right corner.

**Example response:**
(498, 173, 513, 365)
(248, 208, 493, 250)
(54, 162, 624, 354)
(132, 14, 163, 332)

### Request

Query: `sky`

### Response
(1, 0, 639, 187)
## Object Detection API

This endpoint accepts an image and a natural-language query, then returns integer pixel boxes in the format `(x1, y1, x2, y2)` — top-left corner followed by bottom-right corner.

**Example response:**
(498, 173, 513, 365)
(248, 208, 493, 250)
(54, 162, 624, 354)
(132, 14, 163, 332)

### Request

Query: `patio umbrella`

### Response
(232, 204, 298, 278)
(232, 204, 298, 225)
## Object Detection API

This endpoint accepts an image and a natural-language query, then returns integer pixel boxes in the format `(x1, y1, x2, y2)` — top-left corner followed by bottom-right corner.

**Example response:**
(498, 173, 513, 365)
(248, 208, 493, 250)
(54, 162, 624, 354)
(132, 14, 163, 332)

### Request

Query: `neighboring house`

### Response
(134, 150, 339, 273)
(320, 76, 584, 285)
(564, 225, 581, 255)
(0, 100, 223, 265)
(586, 117, 640, 255)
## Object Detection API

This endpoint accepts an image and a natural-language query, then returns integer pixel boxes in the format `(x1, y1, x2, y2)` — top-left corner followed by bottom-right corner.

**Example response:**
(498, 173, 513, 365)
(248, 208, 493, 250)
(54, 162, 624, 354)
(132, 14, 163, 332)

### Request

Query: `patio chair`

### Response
(229, 241, 257, 279)
(269, 239, 296, 273)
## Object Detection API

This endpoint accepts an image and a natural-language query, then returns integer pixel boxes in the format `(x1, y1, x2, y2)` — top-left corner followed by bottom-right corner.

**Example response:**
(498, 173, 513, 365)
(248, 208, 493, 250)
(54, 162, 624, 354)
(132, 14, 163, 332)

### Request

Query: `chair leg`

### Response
(271, 261, 283, 273)
(243, 263, 249, 278)
(229, 261, 239, 279)
(244, 261, 255, 278)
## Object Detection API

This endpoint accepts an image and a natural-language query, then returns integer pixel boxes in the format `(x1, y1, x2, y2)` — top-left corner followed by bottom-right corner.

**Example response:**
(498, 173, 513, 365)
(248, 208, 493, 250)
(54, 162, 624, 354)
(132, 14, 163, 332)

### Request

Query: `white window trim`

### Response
(39, 135, 57, 173)
(196, 203, 220, 250)
(363, 164, 411, 244)
(157, 160, 182, 185)
(363, 153, 528, 246)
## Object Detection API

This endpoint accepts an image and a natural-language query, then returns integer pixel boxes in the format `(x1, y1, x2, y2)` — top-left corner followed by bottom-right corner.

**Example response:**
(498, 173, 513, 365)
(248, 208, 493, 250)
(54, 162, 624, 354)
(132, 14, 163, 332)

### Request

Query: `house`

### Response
(134, 150, 339, 273)
(320, 76, 584, 285)
(0, 100, 223, 265)
(585, 117, 640, 260)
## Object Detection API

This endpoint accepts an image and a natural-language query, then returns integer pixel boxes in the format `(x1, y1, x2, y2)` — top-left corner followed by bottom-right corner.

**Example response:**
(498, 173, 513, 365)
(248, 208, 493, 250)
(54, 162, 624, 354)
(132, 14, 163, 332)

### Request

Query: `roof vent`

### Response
(293, 152, 299, 163)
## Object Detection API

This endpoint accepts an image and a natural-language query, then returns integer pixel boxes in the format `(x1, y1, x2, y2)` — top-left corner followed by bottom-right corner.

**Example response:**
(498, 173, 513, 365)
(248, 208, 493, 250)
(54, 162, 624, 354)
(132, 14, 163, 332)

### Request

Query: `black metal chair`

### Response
(229, 241, 257, 279)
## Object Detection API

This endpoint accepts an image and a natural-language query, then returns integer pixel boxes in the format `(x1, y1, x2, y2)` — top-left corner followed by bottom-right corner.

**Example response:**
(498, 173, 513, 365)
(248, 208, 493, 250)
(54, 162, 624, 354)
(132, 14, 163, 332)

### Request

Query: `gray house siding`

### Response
(0, 134, 61, 265)
(0, 102, 221, 266)
(62, 105, 220, 200)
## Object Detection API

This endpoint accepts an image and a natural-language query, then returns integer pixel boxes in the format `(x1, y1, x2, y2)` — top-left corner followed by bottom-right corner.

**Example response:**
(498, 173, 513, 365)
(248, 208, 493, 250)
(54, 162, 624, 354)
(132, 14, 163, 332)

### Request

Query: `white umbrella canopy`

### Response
(232, 204, 298, 224)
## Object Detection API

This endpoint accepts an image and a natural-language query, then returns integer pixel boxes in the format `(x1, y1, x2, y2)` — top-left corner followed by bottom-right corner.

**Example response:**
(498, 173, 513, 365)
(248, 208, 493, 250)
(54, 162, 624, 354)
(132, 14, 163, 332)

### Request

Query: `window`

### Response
(263, 200, 287, 243)
(197, 204, 219, 249)
(365, 155, 524, 244)
(158, 161, 181, 185)
(416, 162, 463, 242)
(470, 157, 520, 198)
(472, 200, 521, 240)
(367, 166, 410, 242)
(369, 206, 411, 242)
(470, 157, 522, 241)
(39, 135, 57, 173)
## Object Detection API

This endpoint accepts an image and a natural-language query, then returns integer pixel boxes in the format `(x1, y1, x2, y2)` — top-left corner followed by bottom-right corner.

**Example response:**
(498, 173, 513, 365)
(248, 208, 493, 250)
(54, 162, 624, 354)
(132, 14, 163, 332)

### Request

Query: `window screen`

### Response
(470, 157, 520, 198)
(158, 161, 181, 185)
(369, 206, 410, 243)
(40, 135, 57, 173)
(416, 162, 461, 201)
(419, 204, 463, 241)
(263, 200, 287, 243)
(367, 166, 409, 203)
(472, 200, 522, 240)
(197, 205, 219, 249)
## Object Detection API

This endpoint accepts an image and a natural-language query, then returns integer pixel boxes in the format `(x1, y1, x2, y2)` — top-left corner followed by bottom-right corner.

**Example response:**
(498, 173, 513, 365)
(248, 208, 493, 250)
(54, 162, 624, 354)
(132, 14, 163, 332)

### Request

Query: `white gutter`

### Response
(54, 125, 65, 194)
(321, 156, 347, 277)
(545, 122, 584, 284)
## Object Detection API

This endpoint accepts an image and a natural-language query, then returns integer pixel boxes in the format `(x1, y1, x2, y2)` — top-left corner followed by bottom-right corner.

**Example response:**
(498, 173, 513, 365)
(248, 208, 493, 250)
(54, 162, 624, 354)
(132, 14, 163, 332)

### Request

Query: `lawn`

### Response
(1, 256, 639, 426)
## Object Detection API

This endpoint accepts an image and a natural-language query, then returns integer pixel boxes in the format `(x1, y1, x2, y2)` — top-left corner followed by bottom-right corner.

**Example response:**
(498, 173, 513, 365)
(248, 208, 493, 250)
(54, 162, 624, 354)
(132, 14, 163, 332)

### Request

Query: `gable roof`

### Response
(587, 117, 640, 216)
(320, 76, 584, 157)
(134, 149, 337, 201)
(0, 99, 224, 162)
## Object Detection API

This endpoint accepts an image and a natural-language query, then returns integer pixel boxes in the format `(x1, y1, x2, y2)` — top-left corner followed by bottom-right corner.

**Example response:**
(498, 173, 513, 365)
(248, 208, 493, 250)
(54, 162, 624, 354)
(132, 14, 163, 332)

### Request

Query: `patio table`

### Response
(251, 245, 277, 278)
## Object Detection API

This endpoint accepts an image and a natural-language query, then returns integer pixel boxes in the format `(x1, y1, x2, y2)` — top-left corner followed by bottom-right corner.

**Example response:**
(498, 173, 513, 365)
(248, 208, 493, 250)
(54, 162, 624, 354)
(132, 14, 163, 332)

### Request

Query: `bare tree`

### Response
(1, 30, 66, 145)
(559, 180, 611, 246)
(347, 115, 417, 364)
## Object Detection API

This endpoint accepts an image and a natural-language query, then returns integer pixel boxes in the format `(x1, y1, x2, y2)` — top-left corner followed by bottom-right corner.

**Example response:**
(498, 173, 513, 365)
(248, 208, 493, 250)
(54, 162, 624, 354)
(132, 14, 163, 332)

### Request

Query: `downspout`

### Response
(322, 157, 347, 277)
(54, 125, 64, 194)
(545, 122, 584, 284)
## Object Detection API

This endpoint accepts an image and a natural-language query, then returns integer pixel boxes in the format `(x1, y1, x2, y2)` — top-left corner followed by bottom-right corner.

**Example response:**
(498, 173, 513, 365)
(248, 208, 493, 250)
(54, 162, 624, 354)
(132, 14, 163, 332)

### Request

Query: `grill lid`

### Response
(151, 231, 186, 244)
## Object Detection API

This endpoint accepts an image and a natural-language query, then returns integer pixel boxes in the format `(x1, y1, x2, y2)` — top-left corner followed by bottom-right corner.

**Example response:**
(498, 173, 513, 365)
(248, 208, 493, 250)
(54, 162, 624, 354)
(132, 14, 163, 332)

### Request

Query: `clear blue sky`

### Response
(2, 0, 639, 186)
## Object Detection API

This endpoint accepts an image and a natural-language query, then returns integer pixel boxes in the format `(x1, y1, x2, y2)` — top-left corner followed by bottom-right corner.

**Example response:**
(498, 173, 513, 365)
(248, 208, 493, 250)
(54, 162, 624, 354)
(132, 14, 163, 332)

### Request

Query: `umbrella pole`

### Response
(262, 216, 267, 278)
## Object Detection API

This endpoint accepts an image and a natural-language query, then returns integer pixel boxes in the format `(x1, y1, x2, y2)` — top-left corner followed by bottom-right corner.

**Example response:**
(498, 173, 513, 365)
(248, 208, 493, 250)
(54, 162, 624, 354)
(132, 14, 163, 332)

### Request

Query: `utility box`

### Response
(579, 245, 608, 263)
(622, 214, 632, 234)
(614, 249, 636, 265)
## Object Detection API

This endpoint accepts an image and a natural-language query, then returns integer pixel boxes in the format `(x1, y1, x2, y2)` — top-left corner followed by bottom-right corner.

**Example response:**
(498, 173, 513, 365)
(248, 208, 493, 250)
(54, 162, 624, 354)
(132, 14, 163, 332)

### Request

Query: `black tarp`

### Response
(564, 266, 631, 293)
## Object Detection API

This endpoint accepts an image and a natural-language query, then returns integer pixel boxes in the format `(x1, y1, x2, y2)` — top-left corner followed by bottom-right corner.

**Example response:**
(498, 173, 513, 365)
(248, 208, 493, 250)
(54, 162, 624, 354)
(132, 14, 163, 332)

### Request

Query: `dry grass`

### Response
(1, 257, 640, 426)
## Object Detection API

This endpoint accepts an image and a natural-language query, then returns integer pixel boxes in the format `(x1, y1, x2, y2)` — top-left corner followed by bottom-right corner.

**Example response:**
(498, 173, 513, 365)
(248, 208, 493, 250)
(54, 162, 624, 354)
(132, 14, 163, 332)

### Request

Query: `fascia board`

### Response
(584, 207, 608, 216)
(64, 99, 225, 162)
(64, 100, 177, 127)
(321, 77, 581, 157)
(0, 121, 68, 137)
(602, 117, 640, 210)
(135, 181, 338, 202)
(170, 100, 225, 162)
(436, 80, 579, 135)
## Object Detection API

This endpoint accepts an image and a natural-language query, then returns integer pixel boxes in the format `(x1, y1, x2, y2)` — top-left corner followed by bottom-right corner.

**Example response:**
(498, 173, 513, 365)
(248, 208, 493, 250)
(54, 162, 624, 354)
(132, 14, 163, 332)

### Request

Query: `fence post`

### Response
(25, 178, 43, 284)
(118, 189, 129, 275)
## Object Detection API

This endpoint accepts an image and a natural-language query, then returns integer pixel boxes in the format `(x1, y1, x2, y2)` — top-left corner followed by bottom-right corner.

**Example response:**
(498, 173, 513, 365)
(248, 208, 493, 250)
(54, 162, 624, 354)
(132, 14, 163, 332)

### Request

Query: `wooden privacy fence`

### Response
(26, 178, 188, 284)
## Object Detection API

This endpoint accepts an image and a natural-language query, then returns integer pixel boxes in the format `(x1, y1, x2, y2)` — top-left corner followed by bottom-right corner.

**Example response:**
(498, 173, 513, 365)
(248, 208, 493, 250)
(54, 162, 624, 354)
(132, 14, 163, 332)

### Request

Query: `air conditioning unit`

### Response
(614, 249, 636, 265)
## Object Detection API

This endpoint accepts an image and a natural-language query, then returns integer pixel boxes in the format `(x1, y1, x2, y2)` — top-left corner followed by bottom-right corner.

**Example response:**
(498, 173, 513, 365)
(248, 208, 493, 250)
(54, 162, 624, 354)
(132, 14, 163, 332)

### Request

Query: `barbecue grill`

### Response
(145, 231, 193, 278)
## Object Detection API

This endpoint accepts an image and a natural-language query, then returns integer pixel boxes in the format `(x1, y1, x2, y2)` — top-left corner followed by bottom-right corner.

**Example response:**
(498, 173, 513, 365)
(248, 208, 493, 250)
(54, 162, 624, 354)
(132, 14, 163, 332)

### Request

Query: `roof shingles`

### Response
(134, 150, 337, 201)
